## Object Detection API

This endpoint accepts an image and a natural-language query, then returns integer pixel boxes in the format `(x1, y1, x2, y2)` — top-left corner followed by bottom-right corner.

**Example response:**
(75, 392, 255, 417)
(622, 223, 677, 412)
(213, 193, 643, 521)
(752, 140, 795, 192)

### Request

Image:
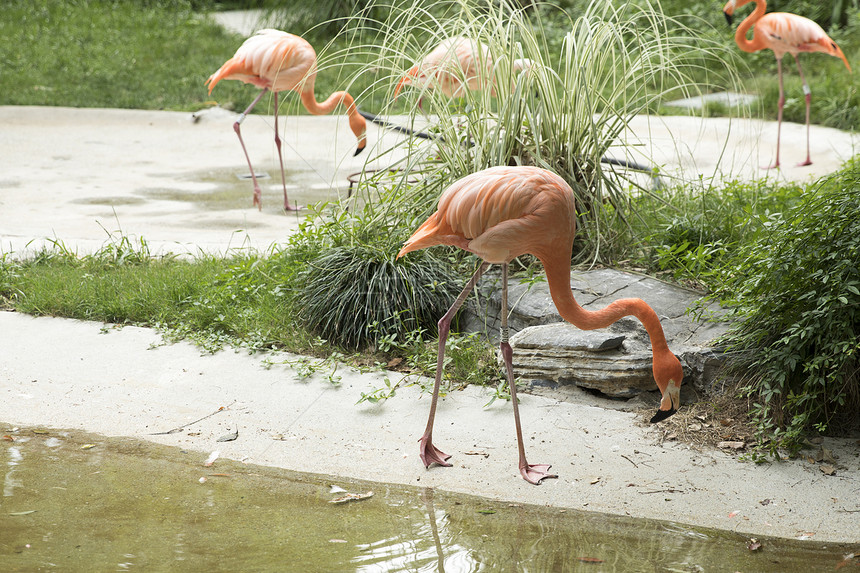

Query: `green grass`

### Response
(2, 0, 858, 129)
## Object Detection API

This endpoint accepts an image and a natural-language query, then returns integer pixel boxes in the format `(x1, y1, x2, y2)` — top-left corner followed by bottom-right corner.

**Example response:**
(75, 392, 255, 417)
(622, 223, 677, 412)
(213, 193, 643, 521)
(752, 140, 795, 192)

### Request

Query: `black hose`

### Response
(357, 107, 662, 188)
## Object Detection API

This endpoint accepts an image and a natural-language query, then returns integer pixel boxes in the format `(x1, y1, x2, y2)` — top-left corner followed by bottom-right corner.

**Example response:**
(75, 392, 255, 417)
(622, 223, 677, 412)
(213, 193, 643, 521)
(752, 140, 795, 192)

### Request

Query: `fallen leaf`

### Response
(815, 448, 837, 464)
(576, 557, 605, 563)
(9, 510, 37, 516)
(819, 464, 836, 476)
(2, 435, 14, 441)
(464, 450, 490, 458)
(835, 553, 856, 570)
(329, 539, 348, 544)
(80, 444, 96, 450)
(477, 509, 496, 514)
(329, 491, 374, 504)
(203, 450, 220, 467)
(329, 485, 348, 494)
(718, 441, 745, 450)
(208, 473, 232, 478)
(795, 531, 815, 540)
(216, 429, 238, 442)
(759, 499, 772, 506)
(728, 510, 740, 518)
(747, 538, 762, 551)
(386, 357, 403, 368)
(590, 477, 600, 485)
(689, 423, 702, 431)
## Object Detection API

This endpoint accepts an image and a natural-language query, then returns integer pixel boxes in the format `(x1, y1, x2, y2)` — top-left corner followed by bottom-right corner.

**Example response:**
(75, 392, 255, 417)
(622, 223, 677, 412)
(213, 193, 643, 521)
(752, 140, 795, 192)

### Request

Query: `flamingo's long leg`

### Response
(272, 95, 301, 211)
(499, 263, 558, 485)
(419, 262, 490, 469)
(233, 88, 270, 210)
(767, 57, 786, 170)
(794, 54, 813, 167)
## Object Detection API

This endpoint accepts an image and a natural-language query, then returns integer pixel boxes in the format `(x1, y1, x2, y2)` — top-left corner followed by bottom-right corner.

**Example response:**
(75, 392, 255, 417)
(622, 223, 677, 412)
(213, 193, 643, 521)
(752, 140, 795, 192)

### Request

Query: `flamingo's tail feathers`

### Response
(394, 67, 419, 99)
(205, 57, 248, 94)
(397, 217, 443, 259)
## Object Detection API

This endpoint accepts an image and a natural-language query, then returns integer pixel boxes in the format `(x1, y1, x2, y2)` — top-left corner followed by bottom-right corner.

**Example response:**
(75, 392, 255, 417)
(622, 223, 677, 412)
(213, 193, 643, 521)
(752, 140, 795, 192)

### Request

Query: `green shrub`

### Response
(716, 160, 860, 454)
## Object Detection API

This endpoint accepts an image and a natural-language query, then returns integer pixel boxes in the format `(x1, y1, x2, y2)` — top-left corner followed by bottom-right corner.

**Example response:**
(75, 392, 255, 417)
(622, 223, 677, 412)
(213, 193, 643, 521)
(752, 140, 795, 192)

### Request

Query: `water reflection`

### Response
(0, 427, 852, 572)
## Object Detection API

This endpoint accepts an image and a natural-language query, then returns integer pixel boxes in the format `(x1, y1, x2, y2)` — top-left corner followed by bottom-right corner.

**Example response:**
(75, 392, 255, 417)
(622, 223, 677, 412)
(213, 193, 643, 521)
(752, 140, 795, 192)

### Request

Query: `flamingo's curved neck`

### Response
(734, 0, 769, 53)
(540, 253, 671, 354)
(300, 88, 356, 116)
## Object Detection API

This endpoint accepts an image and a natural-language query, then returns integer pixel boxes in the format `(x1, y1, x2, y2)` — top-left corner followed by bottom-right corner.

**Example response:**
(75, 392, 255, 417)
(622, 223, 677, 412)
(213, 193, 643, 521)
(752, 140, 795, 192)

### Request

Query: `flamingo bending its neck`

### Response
(397, 166, 683, 485)
(394, 37, 533, 107)
(723, 0, 851, 169)
(206, 29, 367, 211)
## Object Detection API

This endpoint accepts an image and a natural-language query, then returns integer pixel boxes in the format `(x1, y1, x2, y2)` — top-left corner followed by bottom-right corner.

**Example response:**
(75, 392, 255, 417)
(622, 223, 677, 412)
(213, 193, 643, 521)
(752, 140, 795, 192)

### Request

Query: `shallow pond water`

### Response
(1, 427, 853, 572)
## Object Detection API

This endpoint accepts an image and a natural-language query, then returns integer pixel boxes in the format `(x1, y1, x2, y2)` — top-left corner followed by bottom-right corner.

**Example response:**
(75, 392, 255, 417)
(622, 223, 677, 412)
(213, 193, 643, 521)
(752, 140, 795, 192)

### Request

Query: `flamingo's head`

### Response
(512, 58, 535, 75)
(649, 351, 683, 423)
(350, 112, 368, 156)
(394, 66, 420, 99)
(723, 0, 753, 24)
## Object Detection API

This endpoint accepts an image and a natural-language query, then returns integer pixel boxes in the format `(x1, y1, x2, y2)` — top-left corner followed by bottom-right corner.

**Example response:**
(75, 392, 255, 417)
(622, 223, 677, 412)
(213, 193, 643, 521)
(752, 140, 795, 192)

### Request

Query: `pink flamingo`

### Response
(723, 0, 851, 168)
(394, 36, 533, 106)
(206, 29, 367, 211)
(397, 166, 683, 484)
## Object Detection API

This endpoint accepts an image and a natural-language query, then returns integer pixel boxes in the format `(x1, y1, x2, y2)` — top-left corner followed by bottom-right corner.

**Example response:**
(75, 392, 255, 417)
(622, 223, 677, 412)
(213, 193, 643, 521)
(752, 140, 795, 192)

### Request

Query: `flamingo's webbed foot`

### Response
(797, 159, 812, 167)
(419, 436, 452, 468)
(521, 463, 557, 485)
(252, 188, 262, 211)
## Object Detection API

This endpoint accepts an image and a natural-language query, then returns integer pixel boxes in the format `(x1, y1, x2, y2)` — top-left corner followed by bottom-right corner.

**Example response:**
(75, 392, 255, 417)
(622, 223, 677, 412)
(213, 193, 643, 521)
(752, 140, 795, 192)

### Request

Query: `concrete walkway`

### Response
(1, 106, 859, 543)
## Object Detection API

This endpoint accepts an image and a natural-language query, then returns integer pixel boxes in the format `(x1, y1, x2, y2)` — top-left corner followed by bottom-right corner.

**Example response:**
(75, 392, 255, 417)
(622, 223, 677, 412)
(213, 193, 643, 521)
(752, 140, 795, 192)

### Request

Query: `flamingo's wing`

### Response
(206, 29, 317, 94)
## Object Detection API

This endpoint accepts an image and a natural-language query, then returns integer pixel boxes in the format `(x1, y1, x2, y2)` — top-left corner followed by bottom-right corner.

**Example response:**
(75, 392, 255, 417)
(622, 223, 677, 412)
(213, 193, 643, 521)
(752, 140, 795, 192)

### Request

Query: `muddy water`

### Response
(141, 168, 354, 213)
(1, 428, 852, 572)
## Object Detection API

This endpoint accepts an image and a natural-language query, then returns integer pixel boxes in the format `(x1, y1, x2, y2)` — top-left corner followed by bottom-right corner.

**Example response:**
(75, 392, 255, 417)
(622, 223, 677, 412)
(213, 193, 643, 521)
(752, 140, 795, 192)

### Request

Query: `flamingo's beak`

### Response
(650, 406, 677, 423)
(650, 380, 681, 424)
(724, 11, 733, 25)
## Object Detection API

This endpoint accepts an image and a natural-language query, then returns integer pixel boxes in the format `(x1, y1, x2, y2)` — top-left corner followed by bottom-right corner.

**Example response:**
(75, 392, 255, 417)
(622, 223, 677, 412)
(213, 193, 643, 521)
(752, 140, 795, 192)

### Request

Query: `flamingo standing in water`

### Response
(723, 0, 851, 168)
(206, 29, 367, 211)
(397, 166, 683, 484)
(394, 36, 533, 106)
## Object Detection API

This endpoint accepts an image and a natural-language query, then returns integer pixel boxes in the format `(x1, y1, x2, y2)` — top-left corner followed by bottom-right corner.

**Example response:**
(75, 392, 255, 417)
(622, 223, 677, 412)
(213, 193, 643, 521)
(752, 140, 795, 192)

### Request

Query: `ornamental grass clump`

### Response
(298, 244, 462, 350)
(717, 160, 860, 454)
(351, 0, 742, 264)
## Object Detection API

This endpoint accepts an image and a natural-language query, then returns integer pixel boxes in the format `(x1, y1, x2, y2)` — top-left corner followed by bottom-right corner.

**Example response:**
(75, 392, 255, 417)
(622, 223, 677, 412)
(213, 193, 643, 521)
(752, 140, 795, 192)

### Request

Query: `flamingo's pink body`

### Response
(398, 166, 683, 484)
(206, 29, 367, 210)
(395, 37, 532, 104)
(395, 37, 494, 99)
(723, 0, 850, 168)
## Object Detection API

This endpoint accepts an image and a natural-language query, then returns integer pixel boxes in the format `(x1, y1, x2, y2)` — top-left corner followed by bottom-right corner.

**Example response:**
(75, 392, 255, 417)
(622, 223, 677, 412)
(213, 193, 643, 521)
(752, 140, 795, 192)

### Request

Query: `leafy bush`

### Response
(715, 160, 860, 453)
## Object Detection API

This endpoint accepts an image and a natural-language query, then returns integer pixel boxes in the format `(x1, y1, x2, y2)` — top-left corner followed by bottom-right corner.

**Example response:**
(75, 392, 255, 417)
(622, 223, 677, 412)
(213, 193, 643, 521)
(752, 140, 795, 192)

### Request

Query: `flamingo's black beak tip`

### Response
(650, 407, 677, 424)
(724, 11, 733, 25)
(354, 146, 365, 157)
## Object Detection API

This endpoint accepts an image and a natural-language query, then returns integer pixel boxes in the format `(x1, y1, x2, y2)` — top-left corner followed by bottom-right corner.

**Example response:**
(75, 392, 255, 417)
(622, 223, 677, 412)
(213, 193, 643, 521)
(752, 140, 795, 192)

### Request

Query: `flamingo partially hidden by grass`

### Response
(394, 36, 533, 107)
(723, 0, 851, 168)
(206, 29, 367, 211)
(397, 165, 683, 485)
